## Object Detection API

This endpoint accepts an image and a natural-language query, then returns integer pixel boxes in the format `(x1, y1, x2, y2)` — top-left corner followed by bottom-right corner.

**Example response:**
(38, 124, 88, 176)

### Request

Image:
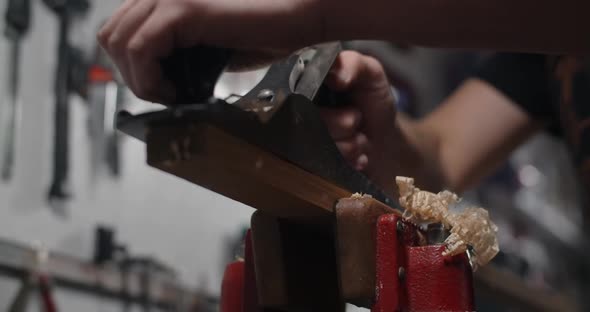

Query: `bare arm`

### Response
(323, 52, 541, 195)
(322, 0, 590, 54)
(98, 0, 588, 102)
(399, 79, 541, 192)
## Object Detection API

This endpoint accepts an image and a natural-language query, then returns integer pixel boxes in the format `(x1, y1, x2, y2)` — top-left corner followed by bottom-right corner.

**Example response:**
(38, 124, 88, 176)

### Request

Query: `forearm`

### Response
(399, 79, 540, 194)
(389, 114, 448, 193)
(320, 0, 589, 54)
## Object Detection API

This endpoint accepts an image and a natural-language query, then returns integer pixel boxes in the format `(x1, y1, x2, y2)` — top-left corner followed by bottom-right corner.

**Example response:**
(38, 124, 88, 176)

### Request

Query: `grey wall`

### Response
(0, 0, 253, 309)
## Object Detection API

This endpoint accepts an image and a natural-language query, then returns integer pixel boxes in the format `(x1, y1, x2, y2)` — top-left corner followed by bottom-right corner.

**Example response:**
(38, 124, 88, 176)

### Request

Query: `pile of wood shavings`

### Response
(396, 176, 499, 269)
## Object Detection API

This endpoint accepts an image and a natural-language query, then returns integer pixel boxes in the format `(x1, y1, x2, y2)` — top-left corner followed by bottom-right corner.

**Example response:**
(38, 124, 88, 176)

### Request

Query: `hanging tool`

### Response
(42, 0, 90, 208)
(1, 0, 32, 180)
(104, 80, 122, 177)
(87, 44, 123, 181)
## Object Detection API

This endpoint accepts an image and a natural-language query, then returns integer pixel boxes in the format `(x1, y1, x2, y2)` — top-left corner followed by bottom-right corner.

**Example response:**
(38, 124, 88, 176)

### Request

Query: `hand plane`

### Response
(116, 42, 398, 219)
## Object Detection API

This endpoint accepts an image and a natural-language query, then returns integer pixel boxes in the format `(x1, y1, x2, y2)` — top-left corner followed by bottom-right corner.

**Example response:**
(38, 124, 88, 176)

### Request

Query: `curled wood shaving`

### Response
(396, 176, 499, 269)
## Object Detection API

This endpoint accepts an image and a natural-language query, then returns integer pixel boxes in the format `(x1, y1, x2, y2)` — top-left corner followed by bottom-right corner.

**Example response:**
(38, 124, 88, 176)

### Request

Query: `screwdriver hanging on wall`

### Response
(87, 42, 124, 181)
(1, 0, 32, 181)
(42, 0, 90, 209)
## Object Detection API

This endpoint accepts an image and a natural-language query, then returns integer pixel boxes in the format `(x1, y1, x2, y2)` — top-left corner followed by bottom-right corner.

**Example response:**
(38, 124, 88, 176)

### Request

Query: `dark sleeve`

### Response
(472, 53, 559, 132)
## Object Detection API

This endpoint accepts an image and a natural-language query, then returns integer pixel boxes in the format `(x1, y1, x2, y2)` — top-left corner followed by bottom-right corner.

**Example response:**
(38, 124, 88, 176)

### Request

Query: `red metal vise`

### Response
(220, 197, 474, 312)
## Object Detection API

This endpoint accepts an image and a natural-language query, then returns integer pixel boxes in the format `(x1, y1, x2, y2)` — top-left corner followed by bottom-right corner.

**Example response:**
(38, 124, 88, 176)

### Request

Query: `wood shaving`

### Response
(396, 176, 499, 269)
(350, 193, 370, 199)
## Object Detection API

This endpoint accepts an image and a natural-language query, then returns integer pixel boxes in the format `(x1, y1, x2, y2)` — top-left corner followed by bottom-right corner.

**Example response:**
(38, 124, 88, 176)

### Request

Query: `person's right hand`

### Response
(322, 51, 401, 194)
(97, 0, 321, 103)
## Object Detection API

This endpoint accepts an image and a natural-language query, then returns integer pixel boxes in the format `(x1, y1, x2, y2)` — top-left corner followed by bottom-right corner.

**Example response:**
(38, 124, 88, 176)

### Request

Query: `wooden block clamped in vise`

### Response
(335, 195, 400, 306)
(146, 122, 351, 219)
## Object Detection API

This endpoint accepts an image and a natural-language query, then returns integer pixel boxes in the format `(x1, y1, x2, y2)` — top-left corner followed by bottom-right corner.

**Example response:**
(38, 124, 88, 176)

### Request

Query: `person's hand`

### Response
(97, 0, 321, 103)
(322, 51, 400, 192)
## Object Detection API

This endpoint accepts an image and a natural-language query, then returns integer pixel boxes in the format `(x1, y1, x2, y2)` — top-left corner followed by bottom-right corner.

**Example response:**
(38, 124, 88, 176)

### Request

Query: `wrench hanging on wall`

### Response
(42, 0, 90, 208)
(1, 0, 32, 181)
